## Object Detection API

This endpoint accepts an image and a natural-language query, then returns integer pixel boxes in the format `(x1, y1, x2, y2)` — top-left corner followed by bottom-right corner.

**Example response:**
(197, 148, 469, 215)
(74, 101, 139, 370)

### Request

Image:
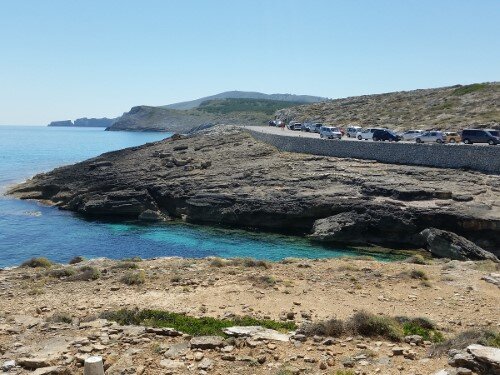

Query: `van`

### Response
(462, 129, 500, 145)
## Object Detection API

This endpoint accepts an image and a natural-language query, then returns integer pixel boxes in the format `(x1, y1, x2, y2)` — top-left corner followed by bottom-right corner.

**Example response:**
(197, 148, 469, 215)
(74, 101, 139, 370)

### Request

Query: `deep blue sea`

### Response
(0, 126, 397, 268)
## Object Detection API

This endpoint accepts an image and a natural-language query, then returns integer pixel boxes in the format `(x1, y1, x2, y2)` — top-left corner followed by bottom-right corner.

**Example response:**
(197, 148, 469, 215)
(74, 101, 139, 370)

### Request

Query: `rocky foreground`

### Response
(8, 127, 500, 258)
(1, 256, 500, 375)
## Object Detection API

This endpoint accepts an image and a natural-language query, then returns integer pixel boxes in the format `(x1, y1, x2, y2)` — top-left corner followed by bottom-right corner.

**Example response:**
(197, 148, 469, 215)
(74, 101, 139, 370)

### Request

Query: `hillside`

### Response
(163, 90, 327, 110)
(276, 82, 500, 131)
(108, 98, 309, 132)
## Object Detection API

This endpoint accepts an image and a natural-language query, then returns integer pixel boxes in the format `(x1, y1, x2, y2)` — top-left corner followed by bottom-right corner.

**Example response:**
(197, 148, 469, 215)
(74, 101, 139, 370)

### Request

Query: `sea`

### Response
(0, 125, 398, 268)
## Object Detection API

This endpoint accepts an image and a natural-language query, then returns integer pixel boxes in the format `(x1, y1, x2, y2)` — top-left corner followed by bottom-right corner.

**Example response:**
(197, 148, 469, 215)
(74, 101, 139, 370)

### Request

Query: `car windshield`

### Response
(488, 130, 500, 137)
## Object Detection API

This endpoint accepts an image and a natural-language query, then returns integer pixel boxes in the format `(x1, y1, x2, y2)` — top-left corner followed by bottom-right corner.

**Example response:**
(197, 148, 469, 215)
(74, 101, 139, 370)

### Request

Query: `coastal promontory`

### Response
(9, 127, 500, 258)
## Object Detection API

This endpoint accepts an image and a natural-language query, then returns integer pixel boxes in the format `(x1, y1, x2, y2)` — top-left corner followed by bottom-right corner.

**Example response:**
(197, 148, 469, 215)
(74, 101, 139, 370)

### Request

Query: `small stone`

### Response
(197, 358, 213, 370)
(194, 352, 204, 362)
(392, 347, 405, 356)
(2, 360, 15, 372)
(257, 356, 266, 364)
(190, 336, 224, 350)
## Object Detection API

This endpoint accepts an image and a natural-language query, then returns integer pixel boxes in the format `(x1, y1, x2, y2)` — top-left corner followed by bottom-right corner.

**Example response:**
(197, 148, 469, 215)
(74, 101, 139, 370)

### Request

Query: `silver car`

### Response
(320, 126, 342, 139)
(415, 131, 445, 144)
(400, 130, 424, 141)
(346, 126, 362, 138)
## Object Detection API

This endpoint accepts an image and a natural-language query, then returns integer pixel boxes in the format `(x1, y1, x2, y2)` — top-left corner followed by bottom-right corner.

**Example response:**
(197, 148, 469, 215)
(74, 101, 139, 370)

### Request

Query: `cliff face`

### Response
(275, 82, 500, 131)
(48, 117, 116, 127)
(9, 127, 500, 255)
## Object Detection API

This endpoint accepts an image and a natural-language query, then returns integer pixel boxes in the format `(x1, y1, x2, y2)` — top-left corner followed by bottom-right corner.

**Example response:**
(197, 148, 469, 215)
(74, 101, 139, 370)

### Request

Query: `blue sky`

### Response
(1, 0, 499, 125)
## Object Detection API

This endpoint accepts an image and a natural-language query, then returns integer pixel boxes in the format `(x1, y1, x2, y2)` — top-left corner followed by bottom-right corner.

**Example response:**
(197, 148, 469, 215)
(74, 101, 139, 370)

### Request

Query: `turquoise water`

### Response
(0, 126, 397, 267)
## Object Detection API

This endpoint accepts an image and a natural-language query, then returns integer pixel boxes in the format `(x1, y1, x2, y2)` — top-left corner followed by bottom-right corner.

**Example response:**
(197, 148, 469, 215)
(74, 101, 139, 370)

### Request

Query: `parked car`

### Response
(444, 131, 461, 143)
(415, 131, 445, 144)
(461, 129, 500, 145)
(372, 129, 401, 142)
(346, 126, 362, 138)
(400, 130, 424, 141)
(356, 128, 385, 140)
(287, 122, 302, 131)
(302, 123, 323, 133)
(268, 120, 277, 127)
(320, 126, 342, 139)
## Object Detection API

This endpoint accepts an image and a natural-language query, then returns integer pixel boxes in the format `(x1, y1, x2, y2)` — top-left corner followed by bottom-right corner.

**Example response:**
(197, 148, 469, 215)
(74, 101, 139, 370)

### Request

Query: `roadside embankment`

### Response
(246, 127, 500, 173)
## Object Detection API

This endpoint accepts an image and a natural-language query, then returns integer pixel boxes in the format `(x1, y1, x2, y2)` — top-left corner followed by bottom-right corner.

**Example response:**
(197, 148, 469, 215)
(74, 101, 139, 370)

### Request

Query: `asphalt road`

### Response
(242, 126, 491, 146)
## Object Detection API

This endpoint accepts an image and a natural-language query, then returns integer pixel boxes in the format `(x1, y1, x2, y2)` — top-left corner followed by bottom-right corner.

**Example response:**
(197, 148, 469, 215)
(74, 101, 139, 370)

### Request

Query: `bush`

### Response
(121, 256, 142, 262)
(430, 329, 500, 356)
(409, 269, 428, 280)
(248, 275, 276, 287)
(210, 257, 270, 269)
(68, 256, 85, 265)
(112, 262, 139, 270)
(300, 318, 344, 337)
(404, 254, 429, 265)
(347, 311, 403, 341)
(121, 270, 146, 285)
(47, 267, 76, 278)
(47, 312, 72, 324)
(395, 317, 443, 343)
(21, 257, 52, 268)
(66, 266, 100, 281)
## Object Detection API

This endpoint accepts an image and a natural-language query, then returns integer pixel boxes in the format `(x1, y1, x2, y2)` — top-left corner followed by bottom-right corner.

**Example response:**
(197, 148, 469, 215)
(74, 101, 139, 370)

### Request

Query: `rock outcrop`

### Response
(8, 127, 500, 255)
(420, 228, 499, 261)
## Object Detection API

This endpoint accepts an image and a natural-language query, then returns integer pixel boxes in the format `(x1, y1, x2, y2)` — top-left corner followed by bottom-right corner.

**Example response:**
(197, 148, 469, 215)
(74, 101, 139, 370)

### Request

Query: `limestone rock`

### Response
(420, 228, 499, 261)
(190, 336, 224, 350)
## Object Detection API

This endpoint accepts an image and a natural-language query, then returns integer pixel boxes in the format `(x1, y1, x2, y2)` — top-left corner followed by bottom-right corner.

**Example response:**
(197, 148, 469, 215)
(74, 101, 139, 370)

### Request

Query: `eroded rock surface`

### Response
(9, 127, 500, 255)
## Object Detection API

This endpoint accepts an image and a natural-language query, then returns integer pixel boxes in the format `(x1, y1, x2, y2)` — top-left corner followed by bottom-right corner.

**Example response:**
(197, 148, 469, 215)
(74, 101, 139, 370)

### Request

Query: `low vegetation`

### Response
(65, 266, 101, 281)
(21, 257, 53, 268)
(409, 269, 428, 280)
(46, 312, 73, 324)
(101, 308, 296, 336)
(112, 261, 139, 270)
(210, 257, 270, 269)
(452, 83, 488, 96)
(47, 267, 76, 278)
(121, 270, 146, 285)
(404, 254, 430, 265)
(300, 311, 443, 343)
(430, 329, 500, 356)
(198, 98, 306, 116)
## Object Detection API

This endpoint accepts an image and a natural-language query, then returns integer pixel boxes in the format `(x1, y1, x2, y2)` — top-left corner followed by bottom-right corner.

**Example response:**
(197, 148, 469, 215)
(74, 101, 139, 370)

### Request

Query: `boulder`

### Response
(420, 228, 499, 262)
(189, 336, 224, 350)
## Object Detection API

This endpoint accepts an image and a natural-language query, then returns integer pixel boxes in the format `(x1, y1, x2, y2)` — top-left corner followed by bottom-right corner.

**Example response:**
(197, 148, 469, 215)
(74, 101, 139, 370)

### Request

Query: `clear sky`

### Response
(1, 0, 499, 125)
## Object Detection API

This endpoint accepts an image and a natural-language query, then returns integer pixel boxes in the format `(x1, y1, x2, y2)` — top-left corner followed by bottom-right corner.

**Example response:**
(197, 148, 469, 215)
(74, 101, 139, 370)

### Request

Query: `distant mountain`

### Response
(163, 91, 327, 110)
(48, 117, 116, 128)
(108, 97, 314, 132)
(275, 82, 500, 131)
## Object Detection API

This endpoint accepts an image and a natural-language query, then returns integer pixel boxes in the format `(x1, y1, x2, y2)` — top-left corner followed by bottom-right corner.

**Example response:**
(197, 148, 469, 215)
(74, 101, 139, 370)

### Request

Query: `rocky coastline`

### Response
(8, 126, 500, 260)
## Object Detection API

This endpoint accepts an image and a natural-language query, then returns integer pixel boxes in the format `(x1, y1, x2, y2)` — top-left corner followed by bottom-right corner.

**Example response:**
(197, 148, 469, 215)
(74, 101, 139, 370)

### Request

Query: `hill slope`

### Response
(108, 98, 309, 132)
(276, 83, 500, 131)
(163, 90, 327, 110)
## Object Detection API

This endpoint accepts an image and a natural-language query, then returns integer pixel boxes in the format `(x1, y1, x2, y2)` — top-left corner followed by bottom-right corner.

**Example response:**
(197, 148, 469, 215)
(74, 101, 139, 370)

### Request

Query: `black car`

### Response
(372, 129, 401, 142)
(462, 129, 500, 145)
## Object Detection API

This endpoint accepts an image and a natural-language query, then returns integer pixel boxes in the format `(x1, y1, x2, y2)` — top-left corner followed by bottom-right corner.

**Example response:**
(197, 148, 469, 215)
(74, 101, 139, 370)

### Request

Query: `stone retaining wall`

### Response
(247, 129, 500, 174)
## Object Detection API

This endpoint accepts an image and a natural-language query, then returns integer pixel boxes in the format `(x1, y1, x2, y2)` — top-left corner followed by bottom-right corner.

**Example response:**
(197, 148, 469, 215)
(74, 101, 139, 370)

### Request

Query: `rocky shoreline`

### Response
(8, 126, 500, 259)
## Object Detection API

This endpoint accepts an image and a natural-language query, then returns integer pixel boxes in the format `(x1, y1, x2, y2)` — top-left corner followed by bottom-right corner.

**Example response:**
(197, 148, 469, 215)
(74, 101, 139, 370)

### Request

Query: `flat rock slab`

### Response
(17, 357, 51, 369)
(164, 342, 189, 359)
(160, 359, 185, 369)
(223, 326, 290, 342)
(467, 344, 500, 369)
(190, 336, 225, 349)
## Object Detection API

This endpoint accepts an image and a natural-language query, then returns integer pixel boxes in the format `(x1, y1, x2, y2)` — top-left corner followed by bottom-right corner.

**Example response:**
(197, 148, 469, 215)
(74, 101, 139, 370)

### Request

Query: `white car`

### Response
(415, 131, 445, 144)
(346, 126, 362, 138)
(287, 122, 302, 131)
(400, 130, 424, 141)
(320, 126, 342, 139)
(356, 128, 385, 140)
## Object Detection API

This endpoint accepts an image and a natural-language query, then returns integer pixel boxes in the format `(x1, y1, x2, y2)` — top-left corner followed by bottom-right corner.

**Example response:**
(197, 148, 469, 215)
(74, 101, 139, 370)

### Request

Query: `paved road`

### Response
(242, 126, 490, 146)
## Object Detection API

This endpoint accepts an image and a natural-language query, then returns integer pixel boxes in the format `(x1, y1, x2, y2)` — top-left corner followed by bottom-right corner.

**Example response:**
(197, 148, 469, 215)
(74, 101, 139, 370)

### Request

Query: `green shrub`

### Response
(112, 262, 139, 270)
(47, 312, 72, 324)
(409, 269, 428, 280)
(404, 254, 429, 265)
(430, 329, 500, 356)
(452, 83, 487, 96)
(248, 274, 277, 287)
(121, 270, 146, 285)
(101, 308, 296, 336)
(47, 267, 76, 278)
(347, 311, 403, 341)
(66, 266, 100, 281)
(301, 318, 344, 337)
(121, 256, 143, 262)
(21, 257, 53, 268)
